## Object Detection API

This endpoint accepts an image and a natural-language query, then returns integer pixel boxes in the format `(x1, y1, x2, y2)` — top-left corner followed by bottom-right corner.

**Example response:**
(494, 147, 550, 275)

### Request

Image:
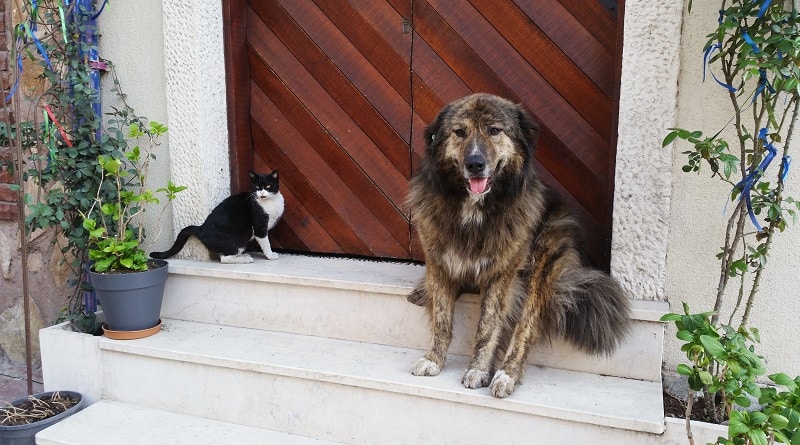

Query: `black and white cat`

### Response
(150, 171, 284, 263)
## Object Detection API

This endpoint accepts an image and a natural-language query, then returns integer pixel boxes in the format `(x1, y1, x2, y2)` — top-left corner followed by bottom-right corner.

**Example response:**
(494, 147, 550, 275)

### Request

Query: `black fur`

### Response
(150, 171, 284, 262)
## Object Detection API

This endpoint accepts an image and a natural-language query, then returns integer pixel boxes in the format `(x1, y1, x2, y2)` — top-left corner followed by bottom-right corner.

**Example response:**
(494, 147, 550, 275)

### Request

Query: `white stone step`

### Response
(160, 255, 668, 381)
(36, 399, 344, 445)
(42, 318, 666, 444)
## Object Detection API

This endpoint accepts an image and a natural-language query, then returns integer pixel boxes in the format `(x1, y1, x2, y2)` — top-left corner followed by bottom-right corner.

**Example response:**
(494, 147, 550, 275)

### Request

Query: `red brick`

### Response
(0, 168, 14, 183)
(0, 201, 18, 220)
(0, 183, 16, 201)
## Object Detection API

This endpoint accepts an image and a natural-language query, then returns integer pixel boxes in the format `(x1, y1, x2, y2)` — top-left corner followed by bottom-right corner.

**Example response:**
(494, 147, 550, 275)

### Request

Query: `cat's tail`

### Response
(149, 226, 200, 259)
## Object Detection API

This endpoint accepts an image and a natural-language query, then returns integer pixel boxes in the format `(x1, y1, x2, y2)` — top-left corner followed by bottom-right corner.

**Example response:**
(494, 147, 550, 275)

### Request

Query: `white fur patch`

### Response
(255, 235, 279, 260)
(411, 358, 441, 376)
(489, 370, 516, 398)
(257, 192, 285, 230)
(462, 368, 490, 389)
(220, 253, 254, 264)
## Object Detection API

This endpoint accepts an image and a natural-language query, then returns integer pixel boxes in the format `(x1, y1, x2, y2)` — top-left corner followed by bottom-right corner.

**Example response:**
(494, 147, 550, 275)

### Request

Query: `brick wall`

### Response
(0, 0, 15, 221)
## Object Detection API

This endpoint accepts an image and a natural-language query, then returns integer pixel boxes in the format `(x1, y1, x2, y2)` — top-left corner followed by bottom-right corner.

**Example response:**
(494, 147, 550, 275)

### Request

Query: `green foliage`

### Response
(662, 305, 800, 445)
(662, 0, 800, 315)
(81, 122, 186, 273)
(8, 1, 185, 322)
(661, 5, 800, 440)
(661, 304, 765, 424)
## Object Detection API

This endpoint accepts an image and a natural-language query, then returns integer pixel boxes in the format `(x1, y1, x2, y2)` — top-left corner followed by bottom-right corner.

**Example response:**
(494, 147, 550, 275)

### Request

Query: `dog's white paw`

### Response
(489, 370, 516, 398)
(462, 368, 490, 389)
(411, 358, 441, 376)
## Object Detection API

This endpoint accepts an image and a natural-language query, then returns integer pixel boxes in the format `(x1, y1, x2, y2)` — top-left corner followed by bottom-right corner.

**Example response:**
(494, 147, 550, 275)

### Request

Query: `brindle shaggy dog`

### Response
(407, 93, 630, 398)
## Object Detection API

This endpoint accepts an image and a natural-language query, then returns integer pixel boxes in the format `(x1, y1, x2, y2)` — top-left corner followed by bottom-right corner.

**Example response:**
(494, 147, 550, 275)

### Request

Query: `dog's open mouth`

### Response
(468, 177, 491, 195)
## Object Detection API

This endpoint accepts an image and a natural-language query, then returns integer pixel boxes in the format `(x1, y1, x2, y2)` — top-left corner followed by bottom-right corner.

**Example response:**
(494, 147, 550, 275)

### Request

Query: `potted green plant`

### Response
(81, 120, 186, 339)
(0, 391, 84, 445)
(662, 1, 800, 444)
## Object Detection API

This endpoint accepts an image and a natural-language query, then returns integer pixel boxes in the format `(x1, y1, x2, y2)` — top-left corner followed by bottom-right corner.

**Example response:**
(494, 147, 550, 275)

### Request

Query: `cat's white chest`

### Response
(257, 192, 285, 230)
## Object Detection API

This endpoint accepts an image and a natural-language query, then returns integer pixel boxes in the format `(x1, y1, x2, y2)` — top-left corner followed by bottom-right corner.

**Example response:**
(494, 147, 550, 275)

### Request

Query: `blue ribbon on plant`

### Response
(753, 69, 775, 102)
(755, 0, 773, 18)
(703, 43, 737, 92)
(780, 156, 791, 183)
(742, 29, 760, 54)
(735, 128, 778, 231)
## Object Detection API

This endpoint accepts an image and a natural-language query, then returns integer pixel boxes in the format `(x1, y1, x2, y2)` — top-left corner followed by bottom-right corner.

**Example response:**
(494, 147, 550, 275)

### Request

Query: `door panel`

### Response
(224, 0, 623, 266)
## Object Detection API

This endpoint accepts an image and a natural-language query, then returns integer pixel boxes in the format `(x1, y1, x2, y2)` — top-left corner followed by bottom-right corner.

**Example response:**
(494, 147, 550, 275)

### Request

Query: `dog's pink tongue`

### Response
(469, 177, 488, 194)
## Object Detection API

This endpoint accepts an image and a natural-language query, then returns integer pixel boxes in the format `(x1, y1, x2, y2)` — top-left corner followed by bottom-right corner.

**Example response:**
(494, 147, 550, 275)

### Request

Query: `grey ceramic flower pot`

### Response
(90, 259, 168, 332)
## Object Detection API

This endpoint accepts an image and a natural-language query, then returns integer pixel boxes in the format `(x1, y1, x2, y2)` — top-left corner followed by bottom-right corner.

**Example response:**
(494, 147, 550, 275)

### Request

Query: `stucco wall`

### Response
(95, 1, 800, 378)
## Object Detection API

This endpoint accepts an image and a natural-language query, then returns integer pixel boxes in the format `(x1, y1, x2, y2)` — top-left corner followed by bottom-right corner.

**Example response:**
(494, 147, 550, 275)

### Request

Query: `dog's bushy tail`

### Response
(542, 268, 630, 355)
(149, 226, 199, 259)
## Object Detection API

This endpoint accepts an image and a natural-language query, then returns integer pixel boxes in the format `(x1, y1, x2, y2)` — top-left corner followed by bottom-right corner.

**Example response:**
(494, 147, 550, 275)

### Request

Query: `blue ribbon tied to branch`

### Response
(734, 128, 792, 231)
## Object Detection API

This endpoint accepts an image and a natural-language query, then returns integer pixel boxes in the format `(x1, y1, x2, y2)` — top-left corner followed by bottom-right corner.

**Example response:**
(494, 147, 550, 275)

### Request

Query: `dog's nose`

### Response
(465, 155, 486, 174)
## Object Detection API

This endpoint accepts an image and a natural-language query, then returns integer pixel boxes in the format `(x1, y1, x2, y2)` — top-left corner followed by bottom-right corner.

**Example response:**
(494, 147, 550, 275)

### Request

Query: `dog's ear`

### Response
(423, 104, 452, 154)
(516, 106, 540, 154)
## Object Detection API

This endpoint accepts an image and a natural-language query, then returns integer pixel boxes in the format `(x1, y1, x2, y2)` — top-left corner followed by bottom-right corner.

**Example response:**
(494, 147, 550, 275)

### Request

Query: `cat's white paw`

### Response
(265, 251, 279, 260)
(220, 254, 254, 264)
(489, 370, 516, 398)
(462, 368, 490, 389)
(411, 358, 441, 376)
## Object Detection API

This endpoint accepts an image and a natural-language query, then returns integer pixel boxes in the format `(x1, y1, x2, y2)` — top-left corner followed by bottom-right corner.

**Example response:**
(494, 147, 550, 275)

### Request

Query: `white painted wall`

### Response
(96, 1, 800, 377)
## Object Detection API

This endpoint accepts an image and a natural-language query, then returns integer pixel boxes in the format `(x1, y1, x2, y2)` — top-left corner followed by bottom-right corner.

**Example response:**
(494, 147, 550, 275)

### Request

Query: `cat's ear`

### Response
(270, 170, 279, 180)
(249, 171, 258, 181)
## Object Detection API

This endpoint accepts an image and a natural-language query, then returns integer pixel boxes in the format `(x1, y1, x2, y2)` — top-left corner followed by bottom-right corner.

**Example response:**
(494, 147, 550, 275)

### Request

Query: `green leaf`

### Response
(663, 131, 679, 147)
(769, 414, 789, 429)
(700, 335, 727, 360)
(747, 429, 768, 445)
(792, 430, 800, 445)
(660, 313, 682, 322)
(770, 373, 798, 390)
(676, 363, 693, 376)
(676, 330, 695, 342)
(750, 411, 768, 425)
(729, 418, 750, 435)
(698, 370, 713, 385)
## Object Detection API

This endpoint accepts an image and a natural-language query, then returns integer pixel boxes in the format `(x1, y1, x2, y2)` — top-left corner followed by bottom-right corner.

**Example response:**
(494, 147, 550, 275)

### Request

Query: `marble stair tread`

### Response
(36, 399, 344, 445)
(99, 318, 665, 434)
(164, 255, 425, 295)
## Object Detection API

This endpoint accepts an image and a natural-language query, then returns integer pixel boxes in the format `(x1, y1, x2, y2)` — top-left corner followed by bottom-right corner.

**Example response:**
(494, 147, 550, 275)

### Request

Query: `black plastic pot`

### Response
(0, 391, 84, 445)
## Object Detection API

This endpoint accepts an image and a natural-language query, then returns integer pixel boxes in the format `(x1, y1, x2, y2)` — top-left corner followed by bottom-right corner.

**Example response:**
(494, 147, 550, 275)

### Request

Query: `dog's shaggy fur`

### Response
(407, 93, 630, 398)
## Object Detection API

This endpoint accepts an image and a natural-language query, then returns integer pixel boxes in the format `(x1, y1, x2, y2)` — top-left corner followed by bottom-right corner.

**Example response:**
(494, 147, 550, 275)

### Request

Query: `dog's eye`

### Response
(489, 127, 503, 136)
(453, 129, 467, 138)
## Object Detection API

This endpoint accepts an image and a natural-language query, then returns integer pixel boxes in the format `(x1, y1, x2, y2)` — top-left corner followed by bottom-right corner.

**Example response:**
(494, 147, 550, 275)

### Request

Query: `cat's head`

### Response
(249, 170, 279, 199)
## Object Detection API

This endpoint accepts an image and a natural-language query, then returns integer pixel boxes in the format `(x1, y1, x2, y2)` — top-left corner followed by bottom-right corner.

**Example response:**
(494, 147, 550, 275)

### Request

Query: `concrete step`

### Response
(36, 399, 345, 445)
(161, 255, 668, 381)
(41, 318, 666, 444)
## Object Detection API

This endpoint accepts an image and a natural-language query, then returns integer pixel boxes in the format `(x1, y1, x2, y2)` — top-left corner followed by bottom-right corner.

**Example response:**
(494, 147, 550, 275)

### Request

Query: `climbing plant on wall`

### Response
(4, 0, 164, 331)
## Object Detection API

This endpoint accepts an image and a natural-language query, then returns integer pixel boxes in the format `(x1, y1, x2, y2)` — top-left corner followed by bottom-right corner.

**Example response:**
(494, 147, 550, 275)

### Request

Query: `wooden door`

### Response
(224, 0, 623, 267)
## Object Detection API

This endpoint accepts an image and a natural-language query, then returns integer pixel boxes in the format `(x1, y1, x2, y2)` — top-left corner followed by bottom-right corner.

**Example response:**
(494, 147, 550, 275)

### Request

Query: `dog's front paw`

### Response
(265, 251, 279, 260)
(462, 368, 491, 389)
(489, 370, 516, 398)
(406, 285, 428, 306)
(411, 358, 441, 376)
